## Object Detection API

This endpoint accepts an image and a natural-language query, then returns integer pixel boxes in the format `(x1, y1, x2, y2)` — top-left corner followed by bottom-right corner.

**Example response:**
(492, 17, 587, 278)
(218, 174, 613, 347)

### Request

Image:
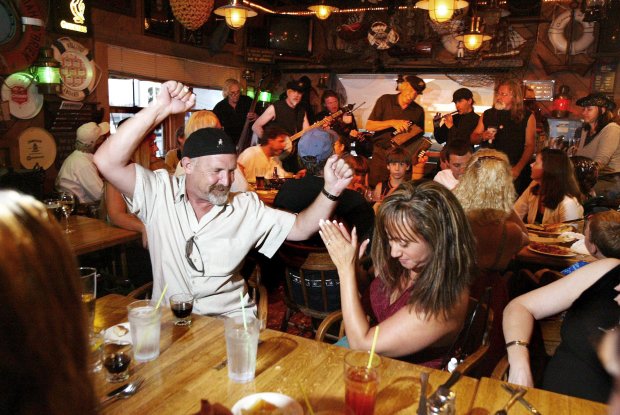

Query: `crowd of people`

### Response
(4, 73, 620, 412)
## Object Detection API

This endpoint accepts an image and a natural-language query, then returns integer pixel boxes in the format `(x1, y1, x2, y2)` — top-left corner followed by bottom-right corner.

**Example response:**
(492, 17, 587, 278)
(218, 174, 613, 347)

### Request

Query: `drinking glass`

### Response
(127, 300, 161, 362)
(79, 267, 97, 332)
(225, 316, 260, 383)
(43, 198, 63, 222)
(103, 342, 132, 382)
(169, 293, 194, 326)
(88, 328, 104, 373)
(344, 351, 382, 415)
(58, 191, 76, 233)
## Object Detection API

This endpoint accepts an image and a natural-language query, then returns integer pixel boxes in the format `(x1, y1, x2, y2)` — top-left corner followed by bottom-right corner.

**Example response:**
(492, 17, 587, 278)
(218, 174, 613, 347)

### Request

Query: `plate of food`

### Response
(528, 242, 577, 258)
(526, 223, 576, 237)
(104, 323, 131, 344)
(231, 393, 303, 415)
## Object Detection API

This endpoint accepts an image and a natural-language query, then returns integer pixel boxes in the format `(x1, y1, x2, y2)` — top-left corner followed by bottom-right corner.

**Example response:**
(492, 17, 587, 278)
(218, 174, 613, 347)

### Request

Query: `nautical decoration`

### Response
(548, 8, 595, 55)
(367, 21, 399, 50)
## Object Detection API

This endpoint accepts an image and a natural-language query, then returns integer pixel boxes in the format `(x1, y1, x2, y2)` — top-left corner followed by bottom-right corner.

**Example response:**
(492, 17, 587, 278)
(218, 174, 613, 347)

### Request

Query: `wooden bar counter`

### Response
(94, 295, 479, 414)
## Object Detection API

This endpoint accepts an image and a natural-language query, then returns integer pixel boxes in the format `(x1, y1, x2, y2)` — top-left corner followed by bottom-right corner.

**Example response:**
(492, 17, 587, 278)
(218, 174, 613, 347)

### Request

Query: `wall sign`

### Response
(592, 63, 617, 94)
(52, 0, 92, 35)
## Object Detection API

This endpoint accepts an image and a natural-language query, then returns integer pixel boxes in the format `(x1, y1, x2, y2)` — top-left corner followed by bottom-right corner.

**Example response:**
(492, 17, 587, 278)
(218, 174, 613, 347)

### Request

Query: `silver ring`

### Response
(182, 86, 190, 93)
(325, 240, 331, 246)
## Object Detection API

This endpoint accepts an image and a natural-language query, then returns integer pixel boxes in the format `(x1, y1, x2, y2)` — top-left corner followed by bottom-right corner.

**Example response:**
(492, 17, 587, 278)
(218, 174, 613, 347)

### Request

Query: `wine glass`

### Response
(58, 192, 76, 233)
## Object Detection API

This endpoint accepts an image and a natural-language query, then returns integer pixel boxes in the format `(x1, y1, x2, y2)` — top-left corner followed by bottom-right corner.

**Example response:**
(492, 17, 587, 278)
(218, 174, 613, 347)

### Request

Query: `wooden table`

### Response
(471, 377, 608, 415)
(94, 294, 480, 414)
(67, 216, 141, 256)
(515, 237, 595, 271)
(255, 189, 278, 206)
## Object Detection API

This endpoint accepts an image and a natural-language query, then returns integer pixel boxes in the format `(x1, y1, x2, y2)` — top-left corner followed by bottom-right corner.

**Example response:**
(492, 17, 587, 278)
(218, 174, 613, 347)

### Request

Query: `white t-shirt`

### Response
(55, 150, 103, 203)
(126, 165, 296, 316)
(238, 145, 289, 182)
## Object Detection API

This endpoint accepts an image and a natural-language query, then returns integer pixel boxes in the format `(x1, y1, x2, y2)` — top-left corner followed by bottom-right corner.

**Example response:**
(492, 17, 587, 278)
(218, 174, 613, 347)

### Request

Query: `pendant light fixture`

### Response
(308, 1, 339, 20)
(416, 0, 469, 23)
(456, 16, 492, 51)
(214, 0, 257, 30)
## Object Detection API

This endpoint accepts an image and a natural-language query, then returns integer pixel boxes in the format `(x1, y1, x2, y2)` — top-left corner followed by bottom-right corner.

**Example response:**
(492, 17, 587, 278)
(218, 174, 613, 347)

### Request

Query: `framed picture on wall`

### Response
(144, 0, 175, 39)
(92, 0, 136, 17)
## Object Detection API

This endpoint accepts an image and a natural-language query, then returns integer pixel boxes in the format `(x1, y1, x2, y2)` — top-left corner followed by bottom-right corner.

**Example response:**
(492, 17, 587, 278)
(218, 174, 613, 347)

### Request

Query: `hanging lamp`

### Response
(30, 46, 61, 95)
(214, 0, 257, 30)
(308, 1, 339, 20)
(456, 16, 492, 51)
(416, 0, 469, 23)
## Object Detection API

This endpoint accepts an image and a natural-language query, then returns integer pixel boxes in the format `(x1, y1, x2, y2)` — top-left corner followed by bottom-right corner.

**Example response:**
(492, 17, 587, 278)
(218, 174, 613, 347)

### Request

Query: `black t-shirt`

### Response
(367, 94, 425, 143)
(434, 111, 479, 146)
(212, 95, 253, 145)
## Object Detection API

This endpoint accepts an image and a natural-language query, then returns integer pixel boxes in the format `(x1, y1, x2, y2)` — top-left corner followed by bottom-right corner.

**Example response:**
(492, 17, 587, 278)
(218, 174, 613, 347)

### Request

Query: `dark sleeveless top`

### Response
(379, 179, 393, 198)
(364, 278, 449, 369)
(272, 100, 306, 136)
(481, 108, 531, 166)
(541, 264, 620, 402)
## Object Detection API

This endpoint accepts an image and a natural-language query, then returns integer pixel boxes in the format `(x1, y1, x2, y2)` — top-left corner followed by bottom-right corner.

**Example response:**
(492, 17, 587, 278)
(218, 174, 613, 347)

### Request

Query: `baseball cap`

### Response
(404, 75, 426, 94)
(286, 79, 306, 93)
(183, 128, 236, 158)
(298, 129, 336, 162)
(452, 88, 473, 102)
(76, 122, 110, 146)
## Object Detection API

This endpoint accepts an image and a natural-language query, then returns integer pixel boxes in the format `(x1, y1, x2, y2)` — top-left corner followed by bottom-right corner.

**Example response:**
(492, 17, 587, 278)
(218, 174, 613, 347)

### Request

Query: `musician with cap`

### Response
(433, 87, 479, 147)
(55, 121, 110, 203)
(365, 74, 427, 187)
(573, 92, 620, 197)
(93, 81, 353, 318)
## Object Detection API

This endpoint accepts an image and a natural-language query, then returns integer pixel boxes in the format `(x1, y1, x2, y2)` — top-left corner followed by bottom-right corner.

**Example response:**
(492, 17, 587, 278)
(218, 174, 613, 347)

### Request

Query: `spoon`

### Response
(417, 372, 429, 415)
(494, 388, 526, 415)
(99, 377, 145, 408)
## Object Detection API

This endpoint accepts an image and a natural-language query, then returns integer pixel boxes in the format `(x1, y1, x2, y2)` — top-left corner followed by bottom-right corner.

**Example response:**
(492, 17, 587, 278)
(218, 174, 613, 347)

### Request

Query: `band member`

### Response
(471, 78, 535, 195)
(212, 79, 256, 146)
(366, 75, 426, 187)
(433, 88, 479, 146)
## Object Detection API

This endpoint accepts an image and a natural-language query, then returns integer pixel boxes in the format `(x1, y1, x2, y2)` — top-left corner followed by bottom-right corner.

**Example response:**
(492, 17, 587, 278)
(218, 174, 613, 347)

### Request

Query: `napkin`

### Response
(104, 322, 132, 344)
(570, 238, 590, 255)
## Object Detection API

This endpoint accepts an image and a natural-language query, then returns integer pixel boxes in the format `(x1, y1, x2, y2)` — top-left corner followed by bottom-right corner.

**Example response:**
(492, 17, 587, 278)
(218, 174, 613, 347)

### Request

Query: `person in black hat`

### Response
(252, 78, 310, 141)
(573, 92, 620, 197)
(365, 74, 427, 187)
(94, 80, 354, 317)
(433, 87, 479, 147)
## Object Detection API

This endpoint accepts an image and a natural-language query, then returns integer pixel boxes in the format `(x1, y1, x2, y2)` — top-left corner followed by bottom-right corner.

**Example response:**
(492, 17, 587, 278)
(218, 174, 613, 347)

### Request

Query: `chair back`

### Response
(277, 240, 341, 321)
(441, 289, 493, 375)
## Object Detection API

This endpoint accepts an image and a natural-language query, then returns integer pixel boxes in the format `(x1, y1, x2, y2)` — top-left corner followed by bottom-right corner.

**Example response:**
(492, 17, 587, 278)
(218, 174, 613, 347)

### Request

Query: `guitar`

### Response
(288, 109, 344, 142)
(237, 78, 264, 155)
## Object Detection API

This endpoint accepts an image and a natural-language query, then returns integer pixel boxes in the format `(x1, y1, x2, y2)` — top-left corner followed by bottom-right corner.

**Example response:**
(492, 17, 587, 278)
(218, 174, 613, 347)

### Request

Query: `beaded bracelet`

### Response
(505, 340, 529, 349)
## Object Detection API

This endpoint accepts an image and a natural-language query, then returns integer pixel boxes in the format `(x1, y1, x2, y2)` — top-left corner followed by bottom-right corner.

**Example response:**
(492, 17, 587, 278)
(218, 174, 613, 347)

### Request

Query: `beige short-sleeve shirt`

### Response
(126, 165, 296, 316)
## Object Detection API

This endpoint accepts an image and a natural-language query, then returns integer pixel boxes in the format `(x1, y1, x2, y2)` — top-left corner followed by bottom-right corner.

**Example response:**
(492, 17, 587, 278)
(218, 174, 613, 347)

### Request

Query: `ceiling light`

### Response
(416, 0, 469, 23)
(308, 1, 339, 20)
(456, 16, 492, 51)
(214, 0, 257, 30)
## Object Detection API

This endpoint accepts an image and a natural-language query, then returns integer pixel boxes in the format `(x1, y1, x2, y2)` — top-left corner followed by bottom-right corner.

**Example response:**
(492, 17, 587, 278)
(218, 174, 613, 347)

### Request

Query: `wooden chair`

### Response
(490, 355, 510, 381)
(277, 240, 341, 334)
(315, 310, 345, 343)
(127, 281, 153, 299)
(443, 292, 494, 376)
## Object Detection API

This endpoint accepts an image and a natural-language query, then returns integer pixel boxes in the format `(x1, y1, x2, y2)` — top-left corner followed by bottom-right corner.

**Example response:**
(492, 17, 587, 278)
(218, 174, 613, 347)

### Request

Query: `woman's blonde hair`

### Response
(453, 149, 516, 217)
(185, 110, 222, 137)
(372, 181, 476, 319)
(0, 191, 96, 414)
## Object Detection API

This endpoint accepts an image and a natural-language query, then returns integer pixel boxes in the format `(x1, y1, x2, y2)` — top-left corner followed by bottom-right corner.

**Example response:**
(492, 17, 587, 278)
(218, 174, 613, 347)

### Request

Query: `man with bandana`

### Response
(94, 81, 353, 317)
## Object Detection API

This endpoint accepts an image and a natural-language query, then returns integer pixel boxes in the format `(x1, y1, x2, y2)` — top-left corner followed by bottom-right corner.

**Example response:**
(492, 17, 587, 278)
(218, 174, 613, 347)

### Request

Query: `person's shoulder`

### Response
(212, 99, 227, 111)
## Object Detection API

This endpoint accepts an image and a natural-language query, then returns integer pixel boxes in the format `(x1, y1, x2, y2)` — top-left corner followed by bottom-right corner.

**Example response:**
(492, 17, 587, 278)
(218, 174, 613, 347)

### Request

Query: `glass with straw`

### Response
(127, 284, 166, 362)
(344, 326, 382, 415)
(224, 293, 261, 383)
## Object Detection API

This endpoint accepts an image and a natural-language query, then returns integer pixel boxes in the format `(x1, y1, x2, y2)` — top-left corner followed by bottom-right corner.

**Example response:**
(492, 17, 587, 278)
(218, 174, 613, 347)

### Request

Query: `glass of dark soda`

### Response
(103, 342, 132, 383)
(169, 293, 194, 326)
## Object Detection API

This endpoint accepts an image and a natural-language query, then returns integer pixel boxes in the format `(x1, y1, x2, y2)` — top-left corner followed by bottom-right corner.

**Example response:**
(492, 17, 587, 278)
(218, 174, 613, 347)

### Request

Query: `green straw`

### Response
(239, 292, 248, 330)
(368, 325, 380, 369)
(155, 283, 168, 310)
(297, 381, 316, 415)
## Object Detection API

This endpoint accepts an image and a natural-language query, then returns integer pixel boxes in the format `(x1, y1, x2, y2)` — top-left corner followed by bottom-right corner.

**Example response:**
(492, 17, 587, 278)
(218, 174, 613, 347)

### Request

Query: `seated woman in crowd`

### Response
(454, 149, 529, 273)
(0, 191, 96, 414)
(573, 93, 620, 197)
(318, 181, 476, 367)
(503, 211, 620, 403)
(514, 147, 583, 224)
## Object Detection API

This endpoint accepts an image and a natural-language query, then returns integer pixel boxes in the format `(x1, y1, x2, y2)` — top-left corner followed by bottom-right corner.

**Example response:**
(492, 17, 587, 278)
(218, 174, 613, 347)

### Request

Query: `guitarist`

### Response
(213, 79, 257, 146)
(366, 75, 426, 188)
(252, 79, 310, 173)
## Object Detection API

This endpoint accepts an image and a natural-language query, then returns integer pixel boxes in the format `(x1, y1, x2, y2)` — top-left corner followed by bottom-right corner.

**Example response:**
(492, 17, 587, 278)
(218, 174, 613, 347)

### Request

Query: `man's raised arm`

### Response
(94, 81, 195, 197)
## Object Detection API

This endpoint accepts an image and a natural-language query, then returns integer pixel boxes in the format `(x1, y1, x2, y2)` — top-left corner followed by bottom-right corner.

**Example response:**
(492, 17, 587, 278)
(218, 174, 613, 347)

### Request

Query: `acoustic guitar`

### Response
(237, 78, 264, 155)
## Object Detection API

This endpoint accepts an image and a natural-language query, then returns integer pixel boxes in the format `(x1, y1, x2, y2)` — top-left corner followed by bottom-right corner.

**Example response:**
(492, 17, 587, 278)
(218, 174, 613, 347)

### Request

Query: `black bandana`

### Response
(182, 128, 236, 158)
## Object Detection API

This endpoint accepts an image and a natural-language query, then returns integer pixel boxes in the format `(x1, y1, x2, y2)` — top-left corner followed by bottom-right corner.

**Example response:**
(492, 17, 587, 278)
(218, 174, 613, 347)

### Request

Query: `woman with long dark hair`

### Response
(318, 181, 476, 367)
(514, 148, 583, 224)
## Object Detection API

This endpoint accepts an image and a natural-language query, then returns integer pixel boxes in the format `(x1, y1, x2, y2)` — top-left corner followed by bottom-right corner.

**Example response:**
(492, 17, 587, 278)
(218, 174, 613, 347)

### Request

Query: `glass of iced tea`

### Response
(79, 267, 97, 332)
(344, 351, 382, 415)
(169, 293, 194, 326)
